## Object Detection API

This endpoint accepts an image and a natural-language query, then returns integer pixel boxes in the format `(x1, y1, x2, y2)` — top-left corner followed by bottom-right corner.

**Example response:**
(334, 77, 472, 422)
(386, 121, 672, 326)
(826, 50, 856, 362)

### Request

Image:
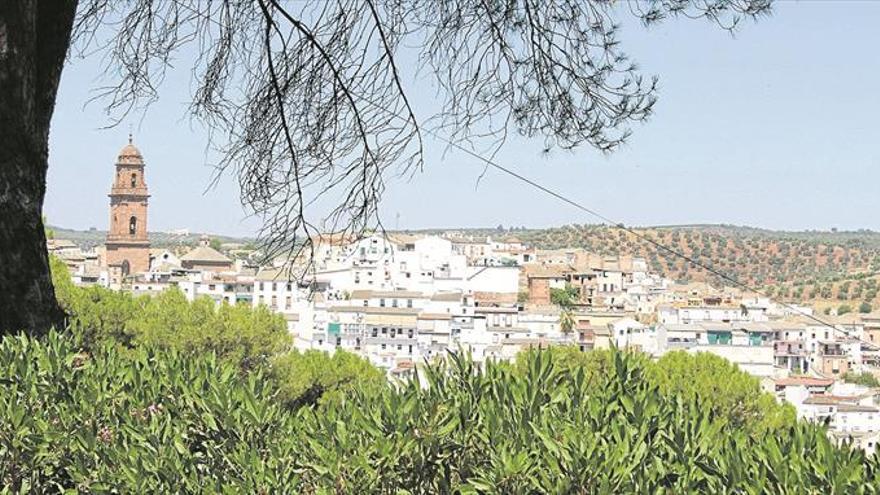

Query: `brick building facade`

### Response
(105, 137, 151, 275)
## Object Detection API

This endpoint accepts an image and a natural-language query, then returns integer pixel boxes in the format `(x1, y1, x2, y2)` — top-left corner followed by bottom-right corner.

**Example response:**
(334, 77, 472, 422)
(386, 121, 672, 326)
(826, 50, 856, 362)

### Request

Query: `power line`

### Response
(169, 0, 874, 349)
(427, 127, 873, 345)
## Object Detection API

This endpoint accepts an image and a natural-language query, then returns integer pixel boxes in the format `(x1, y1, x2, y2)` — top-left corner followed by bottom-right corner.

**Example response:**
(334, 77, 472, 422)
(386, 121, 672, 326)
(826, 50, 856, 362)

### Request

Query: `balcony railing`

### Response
(774, 346, 805, 356)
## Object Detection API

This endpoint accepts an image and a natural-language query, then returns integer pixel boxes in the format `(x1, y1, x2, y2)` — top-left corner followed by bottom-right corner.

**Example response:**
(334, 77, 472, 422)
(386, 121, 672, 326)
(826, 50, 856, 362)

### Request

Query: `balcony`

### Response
(820, 344, 846, 357)
(774, 342, 805, 356)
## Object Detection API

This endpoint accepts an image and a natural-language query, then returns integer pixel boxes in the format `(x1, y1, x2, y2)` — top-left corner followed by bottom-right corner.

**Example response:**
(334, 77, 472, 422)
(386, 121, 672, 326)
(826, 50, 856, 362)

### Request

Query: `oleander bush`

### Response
(0, 331, 298, 492)
(3, 331, 880, 493)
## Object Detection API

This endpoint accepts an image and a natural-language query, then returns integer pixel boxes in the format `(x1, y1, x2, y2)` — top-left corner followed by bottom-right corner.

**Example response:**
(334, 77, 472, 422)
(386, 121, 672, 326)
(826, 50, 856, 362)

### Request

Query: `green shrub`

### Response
(0, 331, 299, 492)
(843, 371, 880, 388)
(651, 350, 796, 434)
(50, 255, 290, 370)
(549, 284, 579, 308)
(3, 333, 877, 492)
(270, 348, 384, 409)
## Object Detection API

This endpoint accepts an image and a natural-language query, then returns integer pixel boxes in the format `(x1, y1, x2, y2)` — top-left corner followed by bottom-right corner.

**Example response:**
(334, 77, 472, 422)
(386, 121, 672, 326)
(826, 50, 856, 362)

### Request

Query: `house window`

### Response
(363, 299, 368, 307)
(392, 299, 398, 308)
(407, 300, 413, 308)
(381, 343, 387, 350)
(380, 299, 385, 307)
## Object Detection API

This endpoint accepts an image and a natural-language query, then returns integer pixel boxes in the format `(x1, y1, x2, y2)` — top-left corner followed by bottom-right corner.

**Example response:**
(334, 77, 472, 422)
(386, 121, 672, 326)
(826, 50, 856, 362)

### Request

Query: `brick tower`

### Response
(105, 136, 151, 275)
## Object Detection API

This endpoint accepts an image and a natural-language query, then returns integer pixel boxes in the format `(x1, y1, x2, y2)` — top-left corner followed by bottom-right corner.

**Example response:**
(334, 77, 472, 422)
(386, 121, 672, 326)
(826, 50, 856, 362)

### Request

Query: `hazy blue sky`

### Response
(45, 2, 880, 236)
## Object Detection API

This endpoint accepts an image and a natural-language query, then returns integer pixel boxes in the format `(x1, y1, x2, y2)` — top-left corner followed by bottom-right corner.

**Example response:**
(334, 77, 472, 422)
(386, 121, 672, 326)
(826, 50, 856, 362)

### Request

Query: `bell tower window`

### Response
(130, 173, 137, 188)
(129, 216, 137, 235)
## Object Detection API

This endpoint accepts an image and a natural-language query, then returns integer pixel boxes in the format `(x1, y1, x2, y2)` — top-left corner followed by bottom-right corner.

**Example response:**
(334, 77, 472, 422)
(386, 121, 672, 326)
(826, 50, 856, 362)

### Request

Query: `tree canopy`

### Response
(51, 255, 290, 370)
(270, 349, 385, 409)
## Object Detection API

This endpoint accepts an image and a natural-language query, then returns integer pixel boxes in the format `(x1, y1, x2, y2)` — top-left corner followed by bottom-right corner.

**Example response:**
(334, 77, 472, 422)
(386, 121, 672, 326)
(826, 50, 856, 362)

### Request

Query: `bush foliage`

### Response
(2, 331, 879, 492)
(51, 256, 290, 370)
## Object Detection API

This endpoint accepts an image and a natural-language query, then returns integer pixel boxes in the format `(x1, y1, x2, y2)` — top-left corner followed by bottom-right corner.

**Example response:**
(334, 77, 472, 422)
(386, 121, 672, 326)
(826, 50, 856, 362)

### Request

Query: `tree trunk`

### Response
(0, 1, 77, 335)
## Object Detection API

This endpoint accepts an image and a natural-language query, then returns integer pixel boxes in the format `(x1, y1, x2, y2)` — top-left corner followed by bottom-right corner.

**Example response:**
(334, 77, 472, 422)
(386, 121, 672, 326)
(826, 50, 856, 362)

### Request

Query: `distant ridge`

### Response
(49, 223, 880, 308)
(47, 225, 253, 249)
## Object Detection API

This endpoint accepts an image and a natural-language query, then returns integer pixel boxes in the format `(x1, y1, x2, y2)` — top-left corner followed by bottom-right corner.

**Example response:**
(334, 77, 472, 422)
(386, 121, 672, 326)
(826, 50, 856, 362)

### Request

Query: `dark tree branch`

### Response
(67, 0, 771, 280)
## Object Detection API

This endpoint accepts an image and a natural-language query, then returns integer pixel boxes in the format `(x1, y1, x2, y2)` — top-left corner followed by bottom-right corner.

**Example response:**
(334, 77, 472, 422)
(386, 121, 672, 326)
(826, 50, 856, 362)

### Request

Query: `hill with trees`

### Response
(52, 222, 880, 309)
(46, 225, 253, 250)
(483, 224, 880, 308)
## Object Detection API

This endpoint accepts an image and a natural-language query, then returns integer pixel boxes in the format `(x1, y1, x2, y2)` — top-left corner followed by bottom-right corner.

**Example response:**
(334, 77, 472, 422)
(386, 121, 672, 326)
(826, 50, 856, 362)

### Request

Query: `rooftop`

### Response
(180, 246, 232, 264)
(774, 376, 835, 388)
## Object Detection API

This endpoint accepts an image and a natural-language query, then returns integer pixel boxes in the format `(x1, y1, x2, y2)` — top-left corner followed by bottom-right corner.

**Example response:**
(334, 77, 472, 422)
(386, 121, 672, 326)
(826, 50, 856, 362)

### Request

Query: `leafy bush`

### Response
(3, 332, 878, 492)
(549, 284, 579, 308)
(842, 371, 880, 388)
(270, 348, 384, 409)
(0, 331, 299, 492)
(515, 347, 796, 435)
(651, 350, 796, 434)
(51, 256, 290, 370)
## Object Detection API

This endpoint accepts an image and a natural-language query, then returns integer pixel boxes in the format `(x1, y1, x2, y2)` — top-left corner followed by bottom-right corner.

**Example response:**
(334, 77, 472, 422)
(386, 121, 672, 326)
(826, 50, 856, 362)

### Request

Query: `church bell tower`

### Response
(105, 136, 151, 275)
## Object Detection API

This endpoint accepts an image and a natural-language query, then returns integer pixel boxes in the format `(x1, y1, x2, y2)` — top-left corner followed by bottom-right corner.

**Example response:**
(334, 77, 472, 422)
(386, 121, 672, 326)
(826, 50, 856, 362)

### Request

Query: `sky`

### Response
(45, 1, 880, 237)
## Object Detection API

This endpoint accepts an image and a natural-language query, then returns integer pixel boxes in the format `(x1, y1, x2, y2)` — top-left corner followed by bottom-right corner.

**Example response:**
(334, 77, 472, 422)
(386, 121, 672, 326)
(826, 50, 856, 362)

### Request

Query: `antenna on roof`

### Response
(128, 123, 133, 144)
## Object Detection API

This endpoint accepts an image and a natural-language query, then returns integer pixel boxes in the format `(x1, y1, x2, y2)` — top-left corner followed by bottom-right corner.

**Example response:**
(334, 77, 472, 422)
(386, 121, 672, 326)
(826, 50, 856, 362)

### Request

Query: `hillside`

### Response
(52, 222, 880, 309)
(47, 225, 253, 250)
(431, 224, 880, 309)
(513, 224, 880, 308)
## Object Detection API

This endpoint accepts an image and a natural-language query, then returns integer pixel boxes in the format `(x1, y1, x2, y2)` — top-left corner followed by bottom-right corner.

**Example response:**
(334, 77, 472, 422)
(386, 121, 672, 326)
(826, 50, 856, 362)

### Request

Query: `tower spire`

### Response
(105, 138, 151, 277)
